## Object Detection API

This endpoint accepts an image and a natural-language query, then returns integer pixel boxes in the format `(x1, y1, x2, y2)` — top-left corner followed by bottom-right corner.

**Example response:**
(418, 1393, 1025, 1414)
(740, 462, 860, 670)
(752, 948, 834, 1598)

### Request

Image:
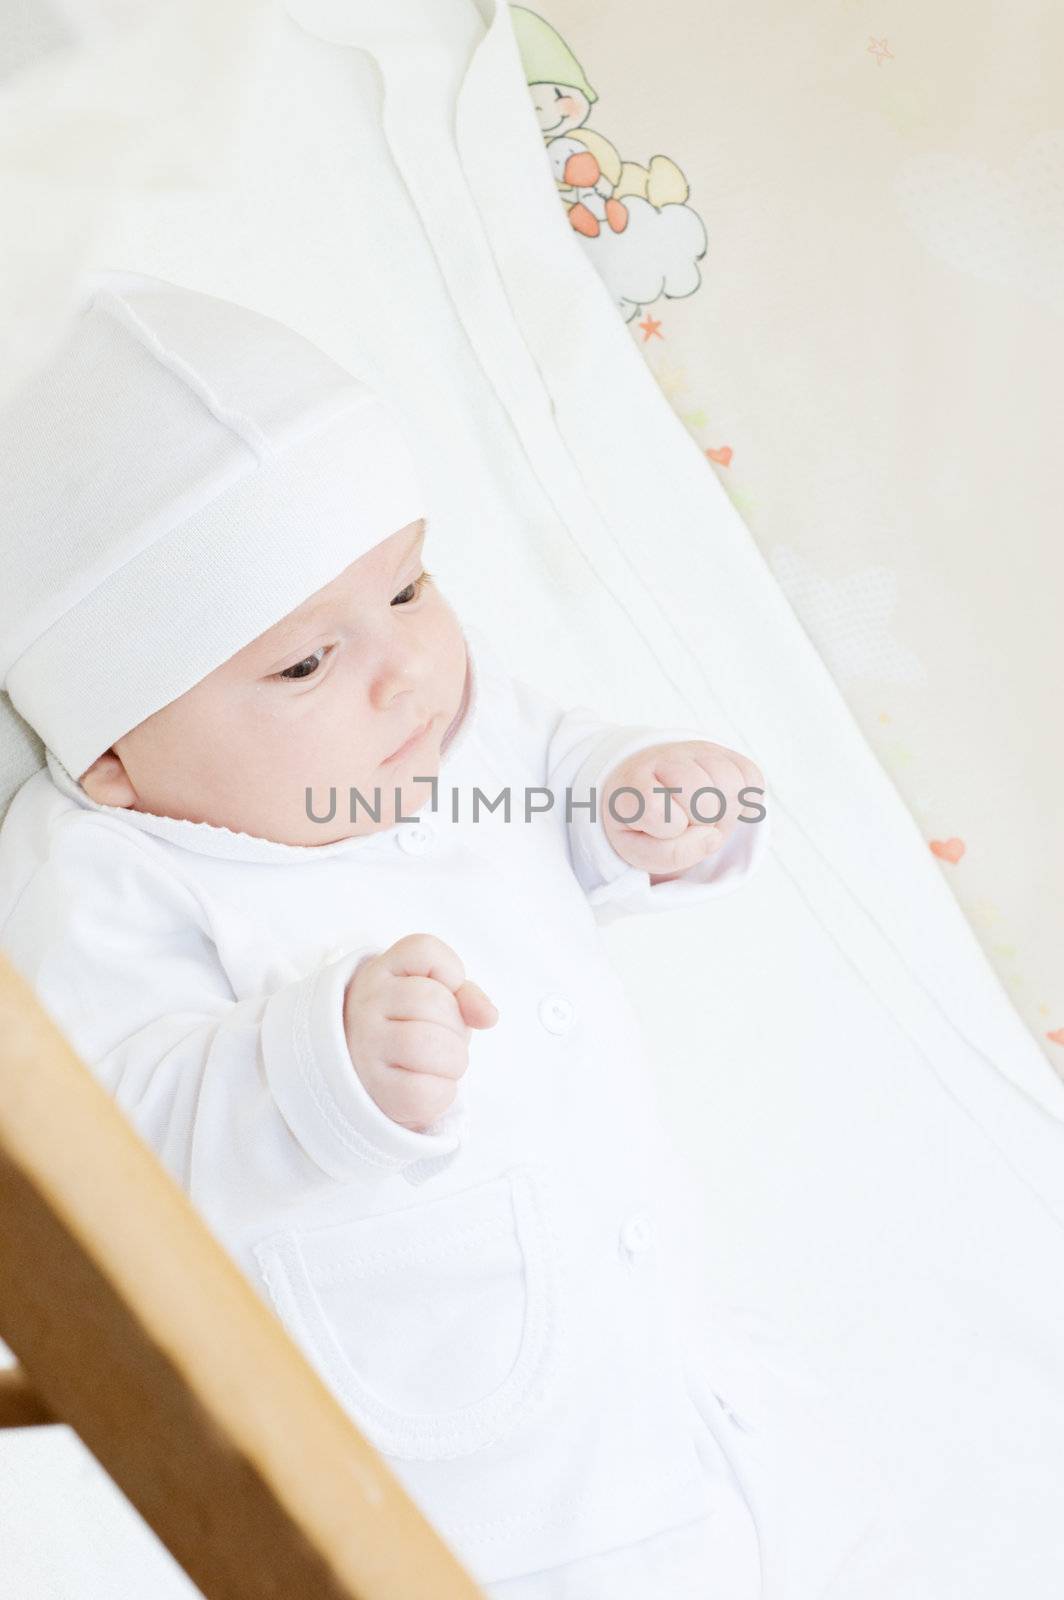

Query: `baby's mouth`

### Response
(382, 716, 436, 766)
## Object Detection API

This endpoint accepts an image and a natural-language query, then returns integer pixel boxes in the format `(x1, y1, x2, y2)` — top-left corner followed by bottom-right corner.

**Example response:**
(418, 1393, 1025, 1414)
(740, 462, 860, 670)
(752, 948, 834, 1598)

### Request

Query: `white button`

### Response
(619, 1211, 655, 1258)
(397, 818, 435, 855)
(538, 992, 575, 1034)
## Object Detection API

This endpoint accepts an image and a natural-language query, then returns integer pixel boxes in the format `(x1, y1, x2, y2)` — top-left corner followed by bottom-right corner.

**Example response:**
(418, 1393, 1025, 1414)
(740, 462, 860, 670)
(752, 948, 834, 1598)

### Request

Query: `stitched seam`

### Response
(306, 1216, 512, 1279)
(343, 1169, 555, 1458)
(258, 1167, 558, 1462)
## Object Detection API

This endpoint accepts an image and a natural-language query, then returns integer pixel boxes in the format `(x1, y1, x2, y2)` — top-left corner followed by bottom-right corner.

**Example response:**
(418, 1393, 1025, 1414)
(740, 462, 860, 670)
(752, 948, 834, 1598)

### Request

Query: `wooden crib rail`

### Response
(0, 1363, 55, 1427)
(0, 953, 485, 1600)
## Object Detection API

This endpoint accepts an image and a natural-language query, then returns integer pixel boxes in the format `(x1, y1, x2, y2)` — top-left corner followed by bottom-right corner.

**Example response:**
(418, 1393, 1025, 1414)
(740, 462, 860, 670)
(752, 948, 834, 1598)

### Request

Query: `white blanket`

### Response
(1, 2, 1062, 1593)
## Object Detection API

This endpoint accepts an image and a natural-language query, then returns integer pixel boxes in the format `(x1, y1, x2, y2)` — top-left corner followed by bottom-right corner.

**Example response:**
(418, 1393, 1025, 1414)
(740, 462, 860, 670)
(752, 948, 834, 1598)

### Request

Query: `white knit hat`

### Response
(0, 271, 426, 823)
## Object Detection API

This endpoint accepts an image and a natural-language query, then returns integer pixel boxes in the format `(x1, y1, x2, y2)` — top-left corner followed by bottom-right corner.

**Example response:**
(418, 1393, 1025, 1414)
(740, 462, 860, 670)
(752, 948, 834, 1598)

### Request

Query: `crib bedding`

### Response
(524, 0, 1064, 1070)
(0, 2, 1062, 1594)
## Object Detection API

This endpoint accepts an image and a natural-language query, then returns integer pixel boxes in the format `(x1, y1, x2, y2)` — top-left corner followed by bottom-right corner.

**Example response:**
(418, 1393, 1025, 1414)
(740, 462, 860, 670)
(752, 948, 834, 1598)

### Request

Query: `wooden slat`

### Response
(0, 954, 485, 1600)
(0, 1363, 56, 1428)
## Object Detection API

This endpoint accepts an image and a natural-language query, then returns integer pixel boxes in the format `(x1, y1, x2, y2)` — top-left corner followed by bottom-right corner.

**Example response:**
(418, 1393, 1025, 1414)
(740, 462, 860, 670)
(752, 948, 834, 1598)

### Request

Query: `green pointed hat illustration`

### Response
(510, 7, 598, 103)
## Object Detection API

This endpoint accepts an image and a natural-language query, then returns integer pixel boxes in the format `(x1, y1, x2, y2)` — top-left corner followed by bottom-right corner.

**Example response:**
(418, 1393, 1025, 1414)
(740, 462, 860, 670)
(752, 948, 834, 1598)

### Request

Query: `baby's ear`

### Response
(79, 749, 137, 808)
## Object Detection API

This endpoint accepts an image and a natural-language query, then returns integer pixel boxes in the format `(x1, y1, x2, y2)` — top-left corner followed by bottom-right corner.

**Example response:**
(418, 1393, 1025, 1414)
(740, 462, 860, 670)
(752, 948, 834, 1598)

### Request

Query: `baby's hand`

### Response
(601, 740, 766, 884)
(342, 933, 498, 1132)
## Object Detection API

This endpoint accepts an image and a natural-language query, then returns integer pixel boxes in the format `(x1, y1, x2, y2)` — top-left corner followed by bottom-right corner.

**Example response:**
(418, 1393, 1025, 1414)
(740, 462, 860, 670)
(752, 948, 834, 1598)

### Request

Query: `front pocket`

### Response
(253, 1165, 559, 1461)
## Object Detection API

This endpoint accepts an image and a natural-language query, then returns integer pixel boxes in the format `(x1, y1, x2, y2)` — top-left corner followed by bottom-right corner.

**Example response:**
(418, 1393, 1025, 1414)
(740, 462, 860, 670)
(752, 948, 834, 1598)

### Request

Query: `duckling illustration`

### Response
(512, 5, 690, 239)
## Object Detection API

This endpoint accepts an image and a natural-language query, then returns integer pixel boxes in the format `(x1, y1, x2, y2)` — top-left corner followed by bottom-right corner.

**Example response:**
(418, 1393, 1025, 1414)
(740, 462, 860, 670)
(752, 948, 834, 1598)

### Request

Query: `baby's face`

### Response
(529, 82, 590, 138)
(81, 520, 469, 845)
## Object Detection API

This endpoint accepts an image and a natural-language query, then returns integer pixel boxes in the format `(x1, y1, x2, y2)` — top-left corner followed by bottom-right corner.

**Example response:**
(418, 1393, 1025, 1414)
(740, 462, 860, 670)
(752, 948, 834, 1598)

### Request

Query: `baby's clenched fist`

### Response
(342, 932, 498, 1132)
(601, 739, 767, 885)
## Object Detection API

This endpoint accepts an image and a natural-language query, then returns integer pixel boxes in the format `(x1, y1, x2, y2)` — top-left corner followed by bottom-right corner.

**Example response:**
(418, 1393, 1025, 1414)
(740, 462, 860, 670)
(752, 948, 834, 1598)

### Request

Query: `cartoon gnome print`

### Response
(512, 5, 708, 322)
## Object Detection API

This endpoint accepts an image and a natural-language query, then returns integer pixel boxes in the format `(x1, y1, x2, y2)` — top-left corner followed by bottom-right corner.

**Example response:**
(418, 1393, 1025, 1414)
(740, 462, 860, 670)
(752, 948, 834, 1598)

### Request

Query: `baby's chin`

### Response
(278, 757, 440, 846)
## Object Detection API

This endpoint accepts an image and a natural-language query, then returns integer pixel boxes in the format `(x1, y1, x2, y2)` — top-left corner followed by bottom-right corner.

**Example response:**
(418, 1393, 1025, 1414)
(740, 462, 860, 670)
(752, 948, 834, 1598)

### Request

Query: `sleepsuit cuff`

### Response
(261, 945, 467, 1187)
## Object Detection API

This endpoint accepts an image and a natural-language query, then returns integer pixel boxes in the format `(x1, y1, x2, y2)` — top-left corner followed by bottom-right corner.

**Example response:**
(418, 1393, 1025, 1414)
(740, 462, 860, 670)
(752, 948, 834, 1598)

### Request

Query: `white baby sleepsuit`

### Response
(0, 621, 774, 1596)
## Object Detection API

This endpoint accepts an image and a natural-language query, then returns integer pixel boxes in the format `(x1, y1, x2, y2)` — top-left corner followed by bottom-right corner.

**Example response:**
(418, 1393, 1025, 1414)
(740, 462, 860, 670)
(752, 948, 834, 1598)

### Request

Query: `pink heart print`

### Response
(930, 837, 966, 864)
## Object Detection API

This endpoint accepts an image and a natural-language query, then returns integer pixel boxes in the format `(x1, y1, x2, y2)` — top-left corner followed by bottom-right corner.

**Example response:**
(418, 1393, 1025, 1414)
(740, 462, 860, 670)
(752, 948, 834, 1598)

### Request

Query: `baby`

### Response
(0, 274, 774, 1599)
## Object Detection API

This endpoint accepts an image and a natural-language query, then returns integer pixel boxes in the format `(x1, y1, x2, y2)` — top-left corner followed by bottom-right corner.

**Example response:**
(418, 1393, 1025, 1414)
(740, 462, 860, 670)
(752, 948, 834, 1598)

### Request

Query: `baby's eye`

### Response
(391, 570, 433, 607)
(277, 645, 331, 681)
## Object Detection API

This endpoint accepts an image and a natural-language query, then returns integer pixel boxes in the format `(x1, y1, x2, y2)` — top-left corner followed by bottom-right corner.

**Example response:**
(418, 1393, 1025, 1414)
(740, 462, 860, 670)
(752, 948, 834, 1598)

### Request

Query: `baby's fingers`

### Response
(377, 933, 498, 1029)
(381, 1019, 469, 1080)
(615, 821, 723, 876)
(456, 980, 499, 1030)
(639, 755, 724, 837)
(383, 973, 470, 1035)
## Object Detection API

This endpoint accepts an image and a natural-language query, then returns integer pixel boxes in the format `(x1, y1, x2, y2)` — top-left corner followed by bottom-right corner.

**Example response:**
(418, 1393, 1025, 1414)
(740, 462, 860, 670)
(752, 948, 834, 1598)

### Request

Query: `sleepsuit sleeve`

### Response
(501, 667, 772, 926)
(0, 818, 464, 1203)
